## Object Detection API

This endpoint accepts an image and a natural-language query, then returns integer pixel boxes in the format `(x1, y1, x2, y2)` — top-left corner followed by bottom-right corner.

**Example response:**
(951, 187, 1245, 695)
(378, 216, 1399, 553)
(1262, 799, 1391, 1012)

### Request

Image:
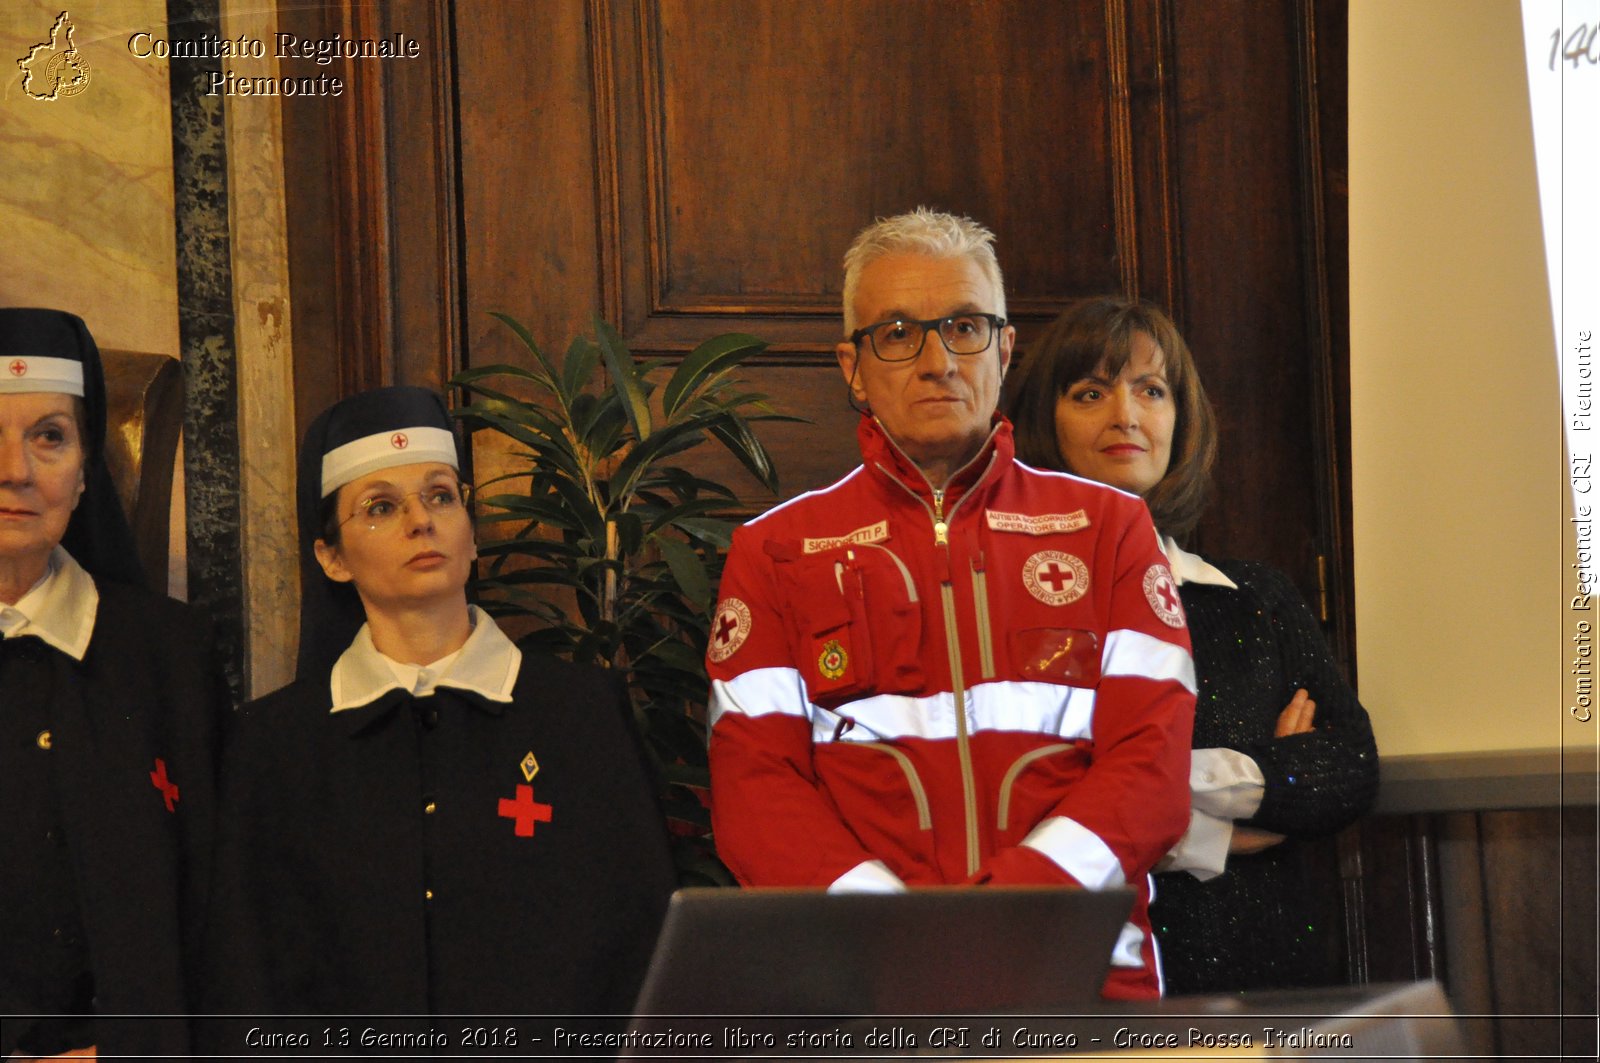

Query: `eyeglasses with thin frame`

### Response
(849, 312, 1007, 363)
(338, 480, 472, 534)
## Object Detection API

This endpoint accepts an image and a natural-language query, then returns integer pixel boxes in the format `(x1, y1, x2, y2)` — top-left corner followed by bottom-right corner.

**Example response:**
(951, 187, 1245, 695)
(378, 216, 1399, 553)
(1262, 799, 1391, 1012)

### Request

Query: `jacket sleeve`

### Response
(707, 523, 898, 889)
(1233, 561, 1379, 837)
(976, 501, 1196, 888)
(197, 699, 315, 1022)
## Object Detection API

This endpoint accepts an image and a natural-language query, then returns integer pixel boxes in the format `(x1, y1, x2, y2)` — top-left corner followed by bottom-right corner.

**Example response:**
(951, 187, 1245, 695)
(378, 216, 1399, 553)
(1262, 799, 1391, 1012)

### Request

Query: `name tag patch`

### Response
(803, 520, 890, 553)
(987, 509, 1089, 535)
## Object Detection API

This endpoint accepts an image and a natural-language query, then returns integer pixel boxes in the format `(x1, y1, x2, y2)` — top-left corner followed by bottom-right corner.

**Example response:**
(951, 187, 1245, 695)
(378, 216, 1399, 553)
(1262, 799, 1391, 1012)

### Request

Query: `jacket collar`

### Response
(0, 546, 97, 661)
(1160, 536, 1238, 589)
(330, 604, 521, 723)
(858, 413, 1013, 513)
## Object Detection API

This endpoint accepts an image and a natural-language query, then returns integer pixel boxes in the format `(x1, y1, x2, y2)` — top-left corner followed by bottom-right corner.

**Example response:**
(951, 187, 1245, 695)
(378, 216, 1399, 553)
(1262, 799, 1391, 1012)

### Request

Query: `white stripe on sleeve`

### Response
(1101, 629, 1197, 693)
(709, 667, 811, 729)
(1020, 815, 1127, 891)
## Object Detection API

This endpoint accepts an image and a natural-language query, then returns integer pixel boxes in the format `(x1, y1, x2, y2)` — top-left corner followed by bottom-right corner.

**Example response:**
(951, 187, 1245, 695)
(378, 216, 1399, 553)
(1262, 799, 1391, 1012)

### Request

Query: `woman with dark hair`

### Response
(1006, 296, 1378, 994)
(203, 385, 674, 1019)
(1, 308, 223, 1057)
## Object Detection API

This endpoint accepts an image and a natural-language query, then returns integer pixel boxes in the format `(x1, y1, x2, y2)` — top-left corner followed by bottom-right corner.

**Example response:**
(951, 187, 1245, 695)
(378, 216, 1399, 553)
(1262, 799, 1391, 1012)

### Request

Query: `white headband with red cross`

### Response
(319, 426, 458, 498)
(0, 355, 85, 396)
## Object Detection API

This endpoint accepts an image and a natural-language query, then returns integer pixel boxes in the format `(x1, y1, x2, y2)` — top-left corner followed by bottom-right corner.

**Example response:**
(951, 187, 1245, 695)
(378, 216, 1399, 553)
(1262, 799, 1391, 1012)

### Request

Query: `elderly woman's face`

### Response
(1052, 330, 1175, 498)
(0, 392, 86, 569)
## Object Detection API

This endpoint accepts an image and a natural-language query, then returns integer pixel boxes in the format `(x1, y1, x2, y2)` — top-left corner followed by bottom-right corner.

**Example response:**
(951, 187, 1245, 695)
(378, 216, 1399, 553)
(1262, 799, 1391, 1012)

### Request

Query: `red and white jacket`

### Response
(707, 415, 1196, 999)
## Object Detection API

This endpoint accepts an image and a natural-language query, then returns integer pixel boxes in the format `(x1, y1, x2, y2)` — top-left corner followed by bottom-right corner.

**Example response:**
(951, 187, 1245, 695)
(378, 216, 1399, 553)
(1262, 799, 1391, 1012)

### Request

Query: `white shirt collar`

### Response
(329, 604, 522, 712)
(0, 546, 97, 661)
(1160, 535, 1238, 590)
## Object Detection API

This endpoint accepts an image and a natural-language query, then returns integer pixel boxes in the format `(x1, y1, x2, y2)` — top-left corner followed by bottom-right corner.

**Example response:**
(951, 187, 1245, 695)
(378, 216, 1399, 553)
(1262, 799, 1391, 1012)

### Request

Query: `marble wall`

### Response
(0, 1, 180, 354)
(1, 0, 301, 698)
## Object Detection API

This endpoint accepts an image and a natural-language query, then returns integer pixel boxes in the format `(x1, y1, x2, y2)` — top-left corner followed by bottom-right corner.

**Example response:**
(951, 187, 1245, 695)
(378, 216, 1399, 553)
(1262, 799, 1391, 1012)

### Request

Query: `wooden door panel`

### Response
(456, 0, 605, 372)
(645, 0, 1122, 310)
(597, 0, 1180, 358)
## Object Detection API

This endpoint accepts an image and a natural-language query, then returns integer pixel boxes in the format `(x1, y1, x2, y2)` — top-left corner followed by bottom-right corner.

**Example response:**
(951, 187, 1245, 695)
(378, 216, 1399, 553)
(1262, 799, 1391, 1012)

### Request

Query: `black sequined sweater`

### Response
(1149, 558, 1378, 995)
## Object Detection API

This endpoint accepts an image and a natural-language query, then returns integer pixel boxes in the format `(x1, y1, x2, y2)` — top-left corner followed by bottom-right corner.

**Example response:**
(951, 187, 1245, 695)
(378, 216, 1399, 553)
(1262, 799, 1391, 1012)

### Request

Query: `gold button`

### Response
(36, 730, 52, 750)
(425, 889, 434, 900)
(424, 801, 437, 814)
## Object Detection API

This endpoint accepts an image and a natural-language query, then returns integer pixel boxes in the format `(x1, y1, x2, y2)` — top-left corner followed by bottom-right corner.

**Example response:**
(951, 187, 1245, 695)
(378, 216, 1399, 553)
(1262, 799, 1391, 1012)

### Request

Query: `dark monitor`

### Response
(630, 885, 1134, 1021)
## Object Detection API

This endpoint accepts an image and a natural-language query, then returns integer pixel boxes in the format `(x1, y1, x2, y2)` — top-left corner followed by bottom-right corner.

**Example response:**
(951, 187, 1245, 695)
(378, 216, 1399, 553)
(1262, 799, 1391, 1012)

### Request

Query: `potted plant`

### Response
(451, 314, 801, 883)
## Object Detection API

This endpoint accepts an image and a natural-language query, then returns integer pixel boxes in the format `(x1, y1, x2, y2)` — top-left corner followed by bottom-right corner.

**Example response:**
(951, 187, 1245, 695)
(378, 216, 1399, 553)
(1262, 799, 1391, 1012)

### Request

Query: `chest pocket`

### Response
(770, 542, 924, 709)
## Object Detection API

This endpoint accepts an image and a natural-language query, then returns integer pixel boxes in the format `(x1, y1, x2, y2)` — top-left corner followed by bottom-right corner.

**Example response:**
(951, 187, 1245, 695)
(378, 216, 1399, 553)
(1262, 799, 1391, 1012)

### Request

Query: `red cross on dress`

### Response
(8, 359, 26, 377)
(149, 758, 179, 812)
(1036, 563, 1075, 593)
(714, 612, 739, 645)
(497, 783, 553, 837)
(1157, 579, 1180, 613)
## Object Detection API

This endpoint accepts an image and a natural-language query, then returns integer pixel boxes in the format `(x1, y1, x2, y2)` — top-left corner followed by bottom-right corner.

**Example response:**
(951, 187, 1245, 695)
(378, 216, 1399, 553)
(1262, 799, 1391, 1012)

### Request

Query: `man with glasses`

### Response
(706, 208, 1197, 999)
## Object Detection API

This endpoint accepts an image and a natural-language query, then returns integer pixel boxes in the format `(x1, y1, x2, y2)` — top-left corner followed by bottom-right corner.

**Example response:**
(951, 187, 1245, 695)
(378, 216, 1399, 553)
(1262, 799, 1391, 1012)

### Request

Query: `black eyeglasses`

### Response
(849, 313, 1007, 363)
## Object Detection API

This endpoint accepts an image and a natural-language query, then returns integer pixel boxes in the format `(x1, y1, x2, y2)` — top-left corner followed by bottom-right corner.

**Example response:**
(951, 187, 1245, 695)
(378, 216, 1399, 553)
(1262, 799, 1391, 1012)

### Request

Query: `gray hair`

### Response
(840, 206, 1007, 335)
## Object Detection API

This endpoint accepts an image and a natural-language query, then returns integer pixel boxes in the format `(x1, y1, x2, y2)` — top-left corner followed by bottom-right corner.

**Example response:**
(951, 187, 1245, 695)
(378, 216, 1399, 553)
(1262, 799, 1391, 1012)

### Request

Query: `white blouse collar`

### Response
(1160, 535, 1239, 590)
(0, 546, 97, 661)
(329, 604, 521, 712)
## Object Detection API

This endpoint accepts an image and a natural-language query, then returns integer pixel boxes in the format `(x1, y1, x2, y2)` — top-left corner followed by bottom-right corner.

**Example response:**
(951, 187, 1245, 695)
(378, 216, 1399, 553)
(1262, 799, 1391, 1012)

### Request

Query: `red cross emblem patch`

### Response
(1143, 563, 1185, 627)
(498, 783, 553, 837)
(149, 757, 179, 812)
(390, 432, 409, 450)
(1022, 550, 1090, 606)
(8, 358, 27, 377)
(708, 597, 752, 663)
(818, 638, 848, 680)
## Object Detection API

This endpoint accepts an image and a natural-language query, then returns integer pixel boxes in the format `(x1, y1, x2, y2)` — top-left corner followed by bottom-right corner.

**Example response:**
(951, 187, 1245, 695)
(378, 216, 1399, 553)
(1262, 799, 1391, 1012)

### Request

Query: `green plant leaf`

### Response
(674, 516, 736, 548)
(656, 537, 712, 614)
(560, 334, 601, 407)
(474, 493, 581, 530)
(607, 421, 713, 503)
(661, 333, 768, 419)
(707, 416, 779, 493)
(486, 313, 563, 389)
(593, 318, 652, 441)
(645, 497, 730, 533)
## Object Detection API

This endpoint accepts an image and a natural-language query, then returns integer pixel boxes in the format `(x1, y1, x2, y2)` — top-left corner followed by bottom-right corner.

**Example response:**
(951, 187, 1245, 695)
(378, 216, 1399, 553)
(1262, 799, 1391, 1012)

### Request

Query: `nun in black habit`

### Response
(202, 386, 675, 1022)
(0, 308, 225, 1058)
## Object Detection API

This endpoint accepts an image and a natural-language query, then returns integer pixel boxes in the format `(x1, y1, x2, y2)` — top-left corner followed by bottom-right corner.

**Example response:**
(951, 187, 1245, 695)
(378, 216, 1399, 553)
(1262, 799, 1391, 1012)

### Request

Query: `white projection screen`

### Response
(1350, 0, 1598, 811)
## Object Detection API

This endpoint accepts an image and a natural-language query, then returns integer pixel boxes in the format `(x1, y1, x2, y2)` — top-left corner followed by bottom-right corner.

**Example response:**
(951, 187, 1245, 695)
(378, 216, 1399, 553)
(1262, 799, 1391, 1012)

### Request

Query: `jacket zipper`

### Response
(876, 432, 1000, 878)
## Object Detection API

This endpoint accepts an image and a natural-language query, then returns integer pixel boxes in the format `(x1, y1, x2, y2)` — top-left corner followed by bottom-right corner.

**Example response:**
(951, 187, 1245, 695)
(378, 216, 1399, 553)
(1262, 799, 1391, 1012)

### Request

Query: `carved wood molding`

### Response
(590, 0, 1182, 355)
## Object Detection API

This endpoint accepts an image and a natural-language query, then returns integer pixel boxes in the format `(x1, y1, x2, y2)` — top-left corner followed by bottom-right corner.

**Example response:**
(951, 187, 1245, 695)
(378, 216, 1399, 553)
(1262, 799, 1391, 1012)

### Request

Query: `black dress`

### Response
(1, 579, 224, 1057)
(202, 644, 676, 1020)
(1148, 559, 1378, 995)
